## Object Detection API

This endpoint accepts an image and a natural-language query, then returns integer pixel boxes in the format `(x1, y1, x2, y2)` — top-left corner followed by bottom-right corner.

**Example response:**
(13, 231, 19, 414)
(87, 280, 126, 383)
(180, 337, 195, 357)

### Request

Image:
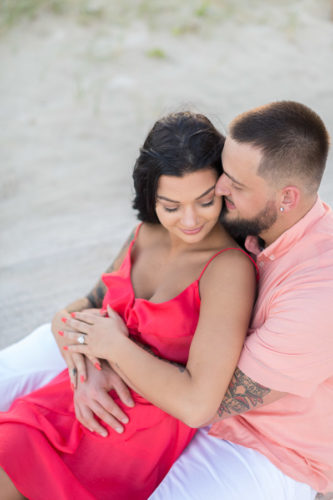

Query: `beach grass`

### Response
(1, 0, 322, 37)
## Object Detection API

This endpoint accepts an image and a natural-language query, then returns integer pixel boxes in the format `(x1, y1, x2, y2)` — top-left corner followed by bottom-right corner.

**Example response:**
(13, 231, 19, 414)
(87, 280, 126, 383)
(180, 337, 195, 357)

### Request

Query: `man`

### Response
(1, 101, 332, 499)
(151, 101, 333, 499)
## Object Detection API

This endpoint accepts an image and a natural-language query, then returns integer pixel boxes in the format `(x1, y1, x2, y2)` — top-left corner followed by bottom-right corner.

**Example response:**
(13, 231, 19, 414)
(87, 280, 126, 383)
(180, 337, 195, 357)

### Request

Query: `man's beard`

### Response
(220, 199, 278, 241)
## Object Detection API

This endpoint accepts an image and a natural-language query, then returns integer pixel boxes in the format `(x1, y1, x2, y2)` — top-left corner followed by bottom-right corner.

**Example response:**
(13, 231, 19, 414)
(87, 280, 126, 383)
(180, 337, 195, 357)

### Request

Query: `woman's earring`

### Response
(280, 207, 284, 212)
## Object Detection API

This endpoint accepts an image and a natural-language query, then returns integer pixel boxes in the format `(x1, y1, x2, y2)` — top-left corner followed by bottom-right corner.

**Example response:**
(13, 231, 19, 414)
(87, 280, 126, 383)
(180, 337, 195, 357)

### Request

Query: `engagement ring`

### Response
(78, 335, 85, 345)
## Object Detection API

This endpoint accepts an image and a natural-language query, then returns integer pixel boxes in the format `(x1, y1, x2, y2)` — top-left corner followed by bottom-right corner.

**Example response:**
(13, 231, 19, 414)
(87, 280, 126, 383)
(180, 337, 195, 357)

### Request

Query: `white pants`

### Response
(0, 326, 318, 499)
(149, 429, 317, 500)
(0, 324, 66, 411)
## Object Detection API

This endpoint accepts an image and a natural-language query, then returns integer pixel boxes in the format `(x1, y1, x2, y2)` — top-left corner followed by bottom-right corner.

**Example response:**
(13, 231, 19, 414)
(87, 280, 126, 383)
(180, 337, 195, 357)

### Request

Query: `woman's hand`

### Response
(61, 305, 129, 360)
(52, 308, 102, 388)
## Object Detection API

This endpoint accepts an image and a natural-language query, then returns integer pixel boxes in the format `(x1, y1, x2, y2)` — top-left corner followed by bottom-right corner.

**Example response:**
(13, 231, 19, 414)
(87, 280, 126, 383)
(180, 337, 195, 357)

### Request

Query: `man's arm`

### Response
(52, 228, 136, 368)
(86, 228, 136, 309)
(54, 227, 137, 434)
(51, 298, 96, 387)
(212, 270, 333, 422)
(213, 367, 285, 421)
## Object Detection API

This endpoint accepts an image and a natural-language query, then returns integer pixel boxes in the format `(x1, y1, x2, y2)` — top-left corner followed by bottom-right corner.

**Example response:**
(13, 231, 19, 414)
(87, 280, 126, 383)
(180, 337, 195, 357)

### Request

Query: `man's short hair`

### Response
(229, 101, 330, 193)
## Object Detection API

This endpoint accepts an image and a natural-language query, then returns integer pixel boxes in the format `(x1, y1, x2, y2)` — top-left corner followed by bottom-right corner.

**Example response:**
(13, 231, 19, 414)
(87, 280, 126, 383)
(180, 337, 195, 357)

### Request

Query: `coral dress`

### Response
(0, 227, 243, 500)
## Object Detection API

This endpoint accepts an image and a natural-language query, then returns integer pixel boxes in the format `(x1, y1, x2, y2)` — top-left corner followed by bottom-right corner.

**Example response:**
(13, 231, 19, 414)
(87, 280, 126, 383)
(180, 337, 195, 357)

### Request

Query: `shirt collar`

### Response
(245, 197, 329, 260)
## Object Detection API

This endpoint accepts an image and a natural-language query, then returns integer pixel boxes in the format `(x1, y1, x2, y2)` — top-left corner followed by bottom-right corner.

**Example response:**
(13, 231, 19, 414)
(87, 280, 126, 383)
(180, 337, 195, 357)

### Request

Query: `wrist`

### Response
(107, 332, 130, 364)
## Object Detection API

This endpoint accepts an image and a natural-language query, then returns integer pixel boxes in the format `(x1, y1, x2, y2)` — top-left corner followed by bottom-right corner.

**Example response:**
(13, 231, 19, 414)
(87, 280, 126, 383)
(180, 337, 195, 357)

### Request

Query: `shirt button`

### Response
(269, 255, 275, 261)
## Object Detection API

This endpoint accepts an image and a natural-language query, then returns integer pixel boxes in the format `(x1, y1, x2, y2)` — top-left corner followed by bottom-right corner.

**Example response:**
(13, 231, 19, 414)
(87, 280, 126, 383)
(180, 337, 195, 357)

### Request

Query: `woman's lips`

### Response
(180, 225, 204, 235)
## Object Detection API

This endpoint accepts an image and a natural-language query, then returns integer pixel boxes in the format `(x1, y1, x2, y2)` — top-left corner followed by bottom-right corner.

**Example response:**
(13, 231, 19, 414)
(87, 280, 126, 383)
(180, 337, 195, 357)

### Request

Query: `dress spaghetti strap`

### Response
(132, 226, 259, 282)
(133, 222, 143, 242)
(126, 222, 143, 255)
(198, 247, 259, 282)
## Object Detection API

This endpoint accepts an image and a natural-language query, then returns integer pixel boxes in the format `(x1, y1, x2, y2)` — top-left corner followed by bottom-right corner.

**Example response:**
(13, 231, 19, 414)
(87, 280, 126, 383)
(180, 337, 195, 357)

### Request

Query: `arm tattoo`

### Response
(217, 367, 271, 418)
(87, 280, 108, 309)
(86, 228, 136, 309)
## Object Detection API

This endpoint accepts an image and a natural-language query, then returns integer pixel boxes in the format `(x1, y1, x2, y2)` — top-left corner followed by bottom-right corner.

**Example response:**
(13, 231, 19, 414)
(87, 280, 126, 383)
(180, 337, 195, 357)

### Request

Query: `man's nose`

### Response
(215, 173, 230, 196)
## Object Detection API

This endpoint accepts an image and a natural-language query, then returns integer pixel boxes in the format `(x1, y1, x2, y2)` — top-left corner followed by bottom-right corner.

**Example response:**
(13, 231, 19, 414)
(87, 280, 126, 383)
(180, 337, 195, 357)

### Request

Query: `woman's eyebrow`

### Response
(196, 185, 216, 200)
(156, 185, 215, 203)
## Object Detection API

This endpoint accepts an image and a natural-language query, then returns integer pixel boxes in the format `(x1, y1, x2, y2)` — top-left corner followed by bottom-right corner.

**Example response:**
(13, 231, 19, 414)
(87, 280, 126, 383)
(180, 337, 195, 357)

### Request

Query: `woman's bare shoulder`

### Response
(138, 222, 164, 241)
(200, 247, 256, 290)
(135, 222, 165, 250)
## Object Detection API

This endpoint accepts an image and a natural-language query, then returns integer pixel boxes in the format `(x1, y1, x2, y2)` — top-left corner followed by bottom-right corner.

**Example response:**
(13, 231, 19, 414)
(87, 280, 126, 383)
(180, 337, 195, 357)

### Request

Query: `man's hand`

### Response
(74, 360, 135, 437)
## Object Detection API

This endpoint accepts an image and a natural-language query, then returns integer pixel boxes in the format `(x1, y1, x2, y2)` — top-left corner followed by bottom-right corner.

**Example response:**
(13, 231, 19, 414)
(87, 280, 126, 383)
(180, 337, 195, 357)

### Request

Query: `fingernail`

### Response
(94, 362, 102, 371)
(63, 346, 68, 351)
(121, 416, 129, 424)
(115, 427, 123, 434)
(58, 330, 64, 336)
(80, 375, 86, 383)
(61, 317, 67, 323)
(100, 430, 108, 437)
(70, 312, 76, 318)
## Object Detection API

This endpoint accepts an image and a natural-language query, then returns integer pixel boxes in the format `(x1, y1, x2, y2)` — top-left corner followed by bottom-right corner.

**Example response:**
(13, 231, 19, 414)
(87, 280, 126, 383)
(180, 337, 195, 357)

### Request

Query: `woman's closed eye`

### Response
(163, 198, 215, 212)
(164, 206, 179, 212)
(200, 198, 215, 207)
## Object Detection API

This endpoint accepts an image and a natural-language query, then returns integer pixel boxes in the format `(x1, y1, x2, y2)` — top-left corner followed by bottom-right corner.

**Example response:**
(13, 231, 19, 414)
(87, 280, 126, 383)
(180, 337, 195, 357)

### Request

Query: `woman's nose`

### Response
(181, 206, 198, 227)
(215, 173, 230, 196)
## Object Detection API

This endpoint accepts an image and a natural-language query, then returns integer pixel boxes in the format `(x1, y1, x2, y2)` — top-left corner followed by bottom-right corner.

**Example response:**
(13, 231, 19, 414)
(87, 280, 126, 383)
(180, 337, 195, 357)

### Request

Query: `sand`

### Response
(1, 3, 333, 497)
(1, 0, 333, 350)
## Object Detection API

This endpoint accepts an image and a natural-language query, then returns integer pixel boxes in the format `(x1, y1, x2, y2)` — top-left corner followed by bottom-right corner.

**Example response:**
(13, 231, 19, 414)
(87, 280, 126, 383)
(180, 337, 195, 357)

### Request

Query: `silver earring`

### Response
(280, 207, 284, 212)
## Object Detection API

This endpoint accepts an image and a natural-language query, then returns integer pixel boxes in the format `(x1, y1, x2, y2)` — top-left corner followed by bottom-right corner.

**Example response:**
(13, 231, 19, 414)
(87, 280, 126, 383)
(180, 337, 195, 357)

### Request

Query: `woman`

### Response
(0, 111, 256, 500)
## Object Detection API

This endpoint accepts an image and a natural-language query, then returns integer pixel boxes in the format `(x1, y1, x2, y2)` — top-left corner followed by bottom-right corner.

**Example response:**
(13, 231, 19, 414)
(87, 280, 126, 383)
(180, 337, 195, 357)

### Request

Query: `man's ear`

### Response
(279, 186, 301, 212)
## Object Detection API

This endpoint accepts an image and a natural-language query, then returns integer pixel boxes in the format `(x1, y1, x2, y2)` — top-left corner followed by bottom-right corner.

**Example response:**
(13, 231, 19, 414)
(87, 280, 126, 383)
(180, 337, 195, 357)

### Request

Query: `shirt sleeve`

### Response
(238, 268, 333, 397)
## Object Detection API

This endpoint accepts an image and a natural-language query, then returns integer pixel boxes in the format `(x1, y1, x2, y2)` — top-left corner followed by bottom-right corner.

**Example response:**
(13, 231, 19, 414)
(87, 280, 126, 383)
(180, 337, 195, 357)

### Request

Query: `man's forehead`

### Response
(222, 136, 263, 158)
(222, 136, 263, 182)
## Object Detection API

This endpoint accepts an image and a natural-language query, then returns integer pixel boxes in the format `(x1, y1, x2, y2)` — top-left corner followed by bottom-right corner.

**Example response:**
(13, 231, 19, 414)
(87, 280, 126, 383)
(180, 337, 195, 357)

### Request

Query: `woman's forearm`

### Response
(106, 336, 221, 428)
(108, 339, 186, 400)
(65, 247, 255, 424)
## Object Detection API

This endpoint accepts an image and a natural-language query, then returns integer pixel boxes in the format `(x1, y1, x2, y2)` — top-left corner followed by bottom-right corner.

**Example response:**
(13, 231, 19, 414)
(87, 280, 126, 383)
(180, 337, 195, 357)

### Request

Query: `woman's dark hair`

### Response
(132, 111, 225, 223)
